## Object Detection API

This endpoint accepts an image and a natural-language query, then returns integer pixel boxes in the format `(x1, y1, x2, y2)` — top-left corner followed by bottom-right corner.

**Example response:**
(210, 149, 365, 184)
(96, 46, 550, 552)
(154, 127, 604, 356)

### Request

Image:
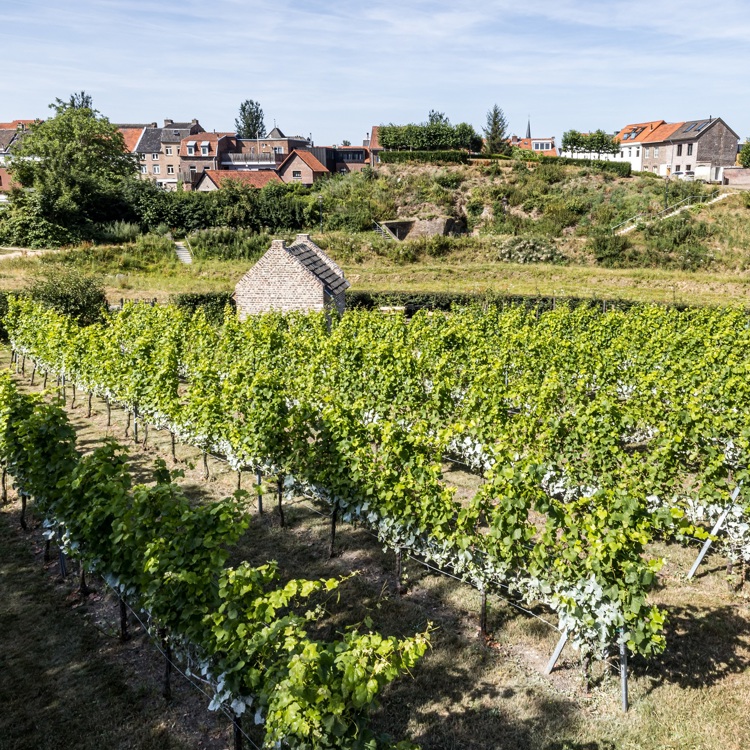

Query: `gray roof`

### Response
(0, 129, 18, 151)
(287, 242, 350, 296)
(161, 127, 197, 144)
(668, 118, 738, 142)
(136, 127, 164, 153)
(267, 127, 285, 138)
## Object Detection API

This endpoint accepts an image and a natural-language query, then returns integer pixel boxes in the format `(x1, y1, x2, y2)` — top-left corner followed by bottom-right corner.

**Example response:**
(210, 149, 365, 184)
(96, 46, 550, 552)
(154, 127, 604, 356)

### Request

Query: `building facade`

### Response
(234, 234, 349, 318)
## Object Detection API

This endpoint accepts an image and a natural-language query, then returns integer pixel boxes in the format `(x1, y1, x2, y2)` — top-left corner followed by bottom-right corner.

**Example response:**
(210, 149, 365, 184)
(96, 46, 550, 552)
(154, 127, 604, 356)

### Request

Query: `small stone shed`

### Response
(234, 234, 349, 319)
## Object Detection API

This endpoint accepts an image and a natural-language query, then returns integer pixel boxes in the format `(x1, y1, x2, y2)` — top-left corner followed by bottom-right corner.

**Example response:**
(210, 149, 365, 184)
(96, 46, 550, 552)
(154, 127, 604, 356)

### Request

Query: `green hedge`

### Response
(345, 289, 688, 315)
(378, 122, 482, 151)
(170, 291, 235, 323)
(379, 151, 469, 165)
(539, 155, 631, 177)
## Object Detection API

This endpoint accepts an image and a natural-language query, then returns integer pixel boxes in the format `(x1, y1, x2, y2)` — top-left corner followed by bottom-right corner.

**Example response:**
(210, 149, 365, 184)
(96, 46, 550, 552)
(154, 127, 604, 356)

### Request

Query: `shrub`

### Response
(26, 267, 107, 325)
(134, 233, 176, 255)
(589, 232, 633, 267)
(94, 221, 141, 244)
(170, 292, 235, 324)
(434, 172, 465, 189)
(494, 236, 567, 264)
(188, 228, 272, 261)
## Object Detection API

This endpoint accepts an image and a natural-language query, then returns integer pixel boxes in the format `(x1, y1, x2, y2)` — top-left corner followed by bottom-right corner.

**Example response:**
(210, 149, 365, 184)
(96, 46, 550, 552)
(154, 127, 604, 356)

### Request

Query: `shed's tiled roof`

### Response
(615, 121, 666, 144)
(287, 242, 349, 296)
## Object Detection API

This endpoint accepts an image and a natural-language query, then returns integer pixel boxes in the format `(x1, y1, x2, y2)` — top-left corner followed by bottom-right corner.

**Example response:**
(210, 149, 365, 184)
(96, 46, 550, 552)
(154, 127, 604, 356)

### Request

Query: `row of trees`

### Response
(560, 129, 621, 158)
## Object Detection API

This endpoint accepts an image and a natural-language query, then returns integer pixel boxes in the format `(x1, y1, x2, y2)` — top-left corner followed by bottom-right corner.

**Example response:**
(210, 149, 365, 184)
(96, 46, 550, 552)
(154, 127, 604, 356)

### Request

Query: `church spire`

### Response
(525, 117, 531, 140)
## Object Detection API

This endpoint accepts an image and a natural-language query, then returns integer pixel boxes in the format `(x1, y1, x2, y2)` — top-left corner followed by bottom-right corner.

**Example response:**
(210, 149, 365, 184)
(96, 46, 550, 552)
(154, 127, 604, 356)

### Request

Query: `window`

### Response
(644, 147, 650, 157)
(686, 164, 691, 171)
(273, 146, 283, 154)
(675, 165, 681, 172)
(654, 147, 659, 157)
(676, 145, 683, 156)
(636, 148, 640, 157)
(628, 148, 632, 157)
(140, 165, 147, 174)
(187, 146, 195, 156)
(153, 165, 160, 174)
(292, 170, 302, 180)
(165, 146, 173, 156)
(201, 145, 209, 156)
(189, 165, 196, 173)
(167, 165, 175, 175)
(687, 144, 693, 156)
(140, 153, 146, 161)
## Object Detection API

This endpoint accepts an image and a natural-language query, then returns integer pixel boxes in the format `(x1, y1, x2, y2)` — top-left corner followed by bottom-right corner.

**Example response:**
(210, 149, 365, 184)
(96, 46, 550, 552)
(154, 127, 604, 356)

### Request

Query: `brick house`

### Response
(0, 123, 29, 201)
(277, 150, 329, 185)
(133, 119, 205, 189)
(509, 135, 557, 157)
(234, 234, 349, 318)
(179, 132, 235, 187)
(194, 169, 281, 191)
(363, 126, 383, 164)
(310, 145, 371, 174)
(221, 127, 312, 171)
(639, 118, 739, 181)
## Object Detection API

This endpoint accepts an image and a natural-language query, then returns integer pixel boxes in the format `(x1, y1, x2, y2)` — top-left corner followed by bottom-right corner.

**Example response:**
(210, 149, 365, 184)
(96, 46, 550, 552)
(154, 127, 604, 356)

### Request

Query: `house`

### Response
(116, 123, 153, 155)
(234, 234, 349, 318)
(179, 131, 235, 187)
(639, 118, 739, 181)
(277, 149, 329, 185)
(133, 119, 205, 189)
(0, 124, 26, 200)
(557, 132, 620, 160)
(509, 135, 557, 157)
(309, 146, 370, 174)
(195, 169, 281, 191)
(363, 126, 383, 163)
(221, 127, 311, 171)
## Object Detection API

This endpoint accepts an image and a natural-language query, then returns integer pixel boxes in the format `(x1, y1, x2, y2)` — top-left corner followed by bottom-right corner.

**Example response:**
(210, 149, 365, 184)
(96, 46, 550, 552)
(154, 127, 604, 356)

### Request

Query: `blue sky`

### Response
(2, 0, 748, 144)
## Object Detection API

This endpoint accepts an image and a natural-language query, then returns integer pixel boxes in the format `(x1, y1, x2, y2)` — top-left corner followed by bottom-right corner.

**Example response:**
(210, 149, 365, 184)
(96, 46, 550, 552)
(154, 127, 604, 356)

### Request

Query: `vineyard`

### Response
(3, 297, 750, 746)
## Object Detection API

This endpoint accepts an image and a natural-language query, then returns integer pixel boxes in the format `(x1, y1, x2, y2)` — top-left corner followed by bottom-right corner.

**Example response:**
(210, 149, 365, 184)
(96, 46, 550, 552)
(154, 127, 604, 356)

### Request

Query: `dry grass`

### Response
(3, 350, 750, 750)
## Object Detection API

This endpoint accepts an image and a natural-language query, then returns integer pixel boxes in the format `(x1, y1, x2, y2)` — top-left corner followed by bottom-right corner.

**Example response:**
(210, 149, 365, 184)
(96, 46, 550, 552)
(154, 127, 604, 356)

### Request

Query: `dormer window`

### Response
(186, 141, 196, 156)
(201, 142, 209, 156)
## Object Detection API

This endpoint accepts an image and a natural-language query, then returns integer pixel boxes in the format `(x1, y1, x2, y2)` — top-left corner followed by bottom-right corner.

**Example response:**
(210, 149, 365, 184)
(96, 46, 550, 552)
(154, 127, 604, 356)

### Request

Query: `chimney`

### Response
(270, 239, 287, 251)
(164, 119, 173, 127)
(295, 233, 311, 245)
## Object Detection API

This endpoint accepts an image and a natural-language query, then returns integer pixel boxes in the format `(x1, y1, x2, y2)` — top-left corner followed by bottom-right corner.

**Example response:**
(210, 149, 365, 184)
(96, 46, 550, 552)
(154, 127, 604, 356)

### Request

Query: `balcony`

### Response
(221, 152, 283, 168)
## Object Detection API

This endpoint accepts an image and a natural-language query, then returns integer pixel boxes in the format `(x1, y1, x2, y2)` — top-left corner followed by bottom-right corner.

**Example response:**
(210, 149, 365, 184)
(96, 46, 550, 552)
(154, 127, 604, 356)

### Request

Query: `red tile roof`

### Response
(513, 137, 557, 157)
(369, 126, 381, 150)
(200, 170, 282, 189)
(614, 121, 667, 144)
(279, 149, 329, 173)
(118, 127, 144, 153)
(179, 132, 230, 156)
(0, 120, 36, 130)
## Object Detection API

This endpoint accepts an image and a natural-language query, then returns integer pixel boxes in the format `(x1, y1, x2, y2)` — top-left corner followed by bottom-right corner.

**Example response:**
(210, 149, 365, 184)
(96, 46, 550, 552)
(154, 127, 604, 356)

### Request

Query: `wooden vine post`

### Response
(619, 629, 629, 712)
(329, 499, 338, 559)
(233, 713, 243, 750)
(480, 588, 488, 637)
(277, 475, 285, 527)
(256, 470, 263, 515)
(119, 597, 130, 642)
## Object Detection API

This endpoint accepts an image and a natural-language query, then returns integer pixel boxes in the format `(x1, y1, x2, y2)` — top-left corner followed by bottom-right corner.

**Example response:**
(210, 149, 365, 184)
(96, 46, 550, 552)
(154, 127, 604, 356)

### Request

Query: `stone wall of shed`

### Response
(234, 244, 326, 320)
(697, 121, 738, 167)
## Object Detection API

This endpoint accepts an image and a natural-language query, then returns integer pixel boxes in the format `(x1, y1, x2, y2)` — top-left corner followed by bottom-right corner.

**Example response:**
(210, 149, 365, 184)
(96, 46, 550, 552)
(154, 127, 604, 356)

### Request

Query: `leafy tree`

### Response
(8, 97, 137, 233)
(54, 90, 94, 111)
(235, 99, 266, 139)
(428, 110, 450, 126)
(739, 139, 750, 168)
(483, 105, 511, 155)
(341, 139, 351, 146)
(26, 267, 107, 326)
(562, 129, 620, 158)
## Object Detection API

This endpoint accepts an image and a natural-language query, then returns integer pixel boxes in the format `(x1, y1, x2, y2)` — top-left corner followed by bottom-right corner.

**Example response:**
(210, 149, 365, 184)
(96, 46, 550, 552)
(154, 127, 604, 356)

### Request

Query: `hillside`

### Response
(312, 161, 750, 273)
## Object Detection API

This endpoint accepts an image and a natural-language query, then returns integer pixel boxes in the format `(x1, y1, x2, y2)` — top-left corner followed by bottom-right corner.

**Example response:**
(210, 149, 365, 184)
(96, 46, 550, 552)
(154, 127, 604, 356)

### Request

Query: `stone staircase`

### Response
(616, 191, 733, 236)
(373, 221, 399, 241)
(175, 241, 193, 264)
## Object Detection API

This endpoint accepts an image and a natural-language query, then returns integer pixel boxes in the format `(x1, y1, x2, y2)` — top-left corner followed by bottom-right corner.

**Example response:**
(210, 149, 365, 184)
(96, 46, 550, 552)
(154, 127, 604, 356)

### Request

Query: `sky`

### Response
(2, 0, 748, 145)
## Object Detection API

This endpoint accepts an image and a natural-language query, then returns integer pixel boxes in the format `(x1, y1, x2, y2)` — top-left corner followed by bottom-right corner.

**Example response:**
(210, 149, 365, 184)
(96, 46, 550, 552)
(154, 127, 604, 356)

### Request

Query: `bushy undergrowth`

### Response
(188, 227, 273, 261)
(494, 236, 567, 264)
(26, 267, 107, 325)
